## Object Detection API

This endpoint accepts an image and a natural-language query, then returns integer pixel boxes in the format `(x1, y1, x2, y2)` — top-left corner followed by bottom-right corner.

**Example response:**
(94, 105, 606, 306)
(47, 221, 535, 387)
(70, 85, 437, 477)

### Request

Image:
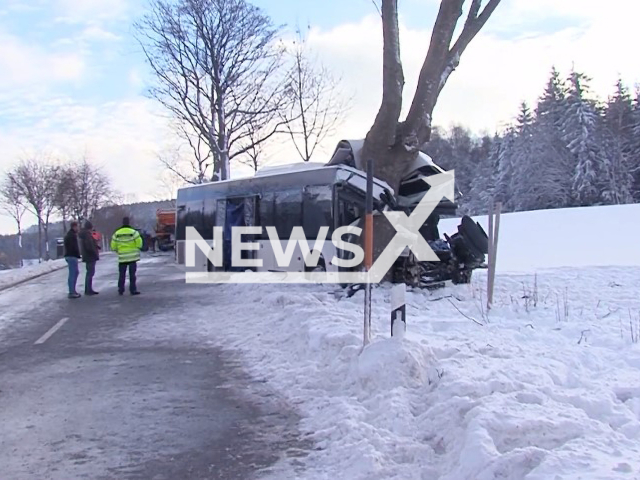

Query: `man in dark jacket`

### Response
(79, 220, 100, 295)
(63, 221, 81, 299)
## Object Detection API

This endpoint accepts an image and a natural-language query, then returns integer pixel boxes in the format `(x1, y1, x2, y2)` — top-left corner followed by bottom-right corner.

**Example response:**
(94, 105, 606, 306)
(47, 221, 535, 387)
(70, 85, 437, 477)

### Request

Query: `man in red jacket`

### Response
(79, 220, 100, 296)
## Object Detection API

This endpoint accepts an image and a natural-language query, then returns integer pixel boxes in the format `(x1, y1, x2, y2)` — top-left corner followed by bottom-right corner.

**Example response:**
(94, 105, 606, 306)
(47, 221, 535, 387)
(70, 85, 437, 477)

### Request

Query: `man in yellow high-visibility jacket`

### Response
(110, 217, 143, 295)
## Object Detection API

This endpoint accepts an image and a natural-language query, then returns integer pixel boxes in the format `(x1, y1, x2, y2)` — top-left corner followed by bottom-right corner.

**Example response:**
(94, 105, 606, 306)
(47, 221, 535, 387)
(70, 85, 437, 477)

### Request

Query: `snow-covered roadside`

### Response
(117, 266, 640, 479)
(0, 259, 66, 291)
(112, 203, 640, 478)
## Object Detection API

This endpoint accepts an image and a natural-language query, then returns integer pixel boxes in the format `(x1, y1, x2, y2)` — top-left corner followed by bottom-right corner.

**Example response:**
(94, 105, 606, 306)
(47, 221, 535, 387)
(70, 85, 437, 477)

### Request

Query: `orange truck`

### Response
(155, 208, 176, 251)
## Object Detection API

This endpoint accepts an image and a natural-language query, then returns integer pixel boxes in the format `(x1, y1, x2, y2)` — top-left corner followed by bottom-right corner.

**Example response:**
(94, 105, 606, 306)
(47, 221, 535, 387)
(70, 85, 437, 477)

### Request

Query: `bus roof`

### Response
(176, 163, 393, 195)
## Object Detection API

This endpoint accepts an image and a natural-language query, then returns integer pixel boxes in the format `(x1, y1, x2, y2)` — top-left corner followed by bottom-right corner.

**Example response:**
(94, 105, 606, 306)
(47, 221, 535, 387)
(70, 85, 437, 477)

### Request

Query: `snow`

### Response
(255, 162, 326, 176)
(117, 204, 640, 479)
(440, 203, 640, 273)
(0, 259, 66, 291)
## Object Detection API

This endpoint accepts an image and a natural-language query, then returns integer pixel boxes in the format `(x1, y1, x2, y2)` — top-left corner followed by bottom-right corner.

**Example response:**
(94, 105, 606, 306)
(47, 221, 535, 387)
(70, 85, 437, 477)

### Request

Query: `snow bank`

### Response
(118, 268, 640, 479)
(0, 259, 66, 291)
(117, 204, 640, 479)
(440, 203, 640, 273)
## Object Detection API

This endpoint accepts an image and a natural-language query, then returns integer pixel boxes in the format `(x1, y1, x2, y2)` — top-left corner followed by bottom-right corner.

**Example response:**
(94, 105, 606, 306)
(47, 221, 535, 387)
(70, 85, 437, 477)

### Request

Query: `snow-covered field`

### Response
(120, 204, 640, 479)
(440, 203, 640, 272)
(0, 259, 66, 290)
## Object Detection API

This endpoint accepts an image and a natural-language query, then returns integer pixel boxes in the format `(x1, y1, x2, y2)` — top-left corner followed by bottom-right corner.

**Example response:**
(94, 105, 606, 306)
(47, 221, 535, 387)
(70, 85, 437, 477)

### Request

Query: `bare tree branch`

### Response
(450, 0, 501, 62)
(370, 0, 382, 17)
(281, 29, 350, 162)
(402, 0, 502, 146)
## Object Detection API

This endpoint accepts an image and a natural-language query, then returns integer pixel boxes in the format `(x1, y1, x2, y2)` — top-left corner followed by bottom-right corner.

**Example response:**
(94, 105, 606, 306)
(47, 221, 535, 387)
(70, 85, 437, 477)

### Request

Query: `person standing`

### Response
(150, 230, 157, 253)
(79, 220, 100, 296)
(110, 217, 143, 296)
(63, 221, 81, 299)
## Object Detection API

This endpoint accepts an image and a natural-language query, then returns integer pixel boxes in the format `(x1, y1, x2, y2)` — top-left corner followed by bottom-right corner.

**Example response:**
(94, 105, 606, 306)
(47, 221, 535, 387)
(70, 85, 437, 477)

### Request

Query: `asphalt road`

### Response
(0, 254, 310, 480)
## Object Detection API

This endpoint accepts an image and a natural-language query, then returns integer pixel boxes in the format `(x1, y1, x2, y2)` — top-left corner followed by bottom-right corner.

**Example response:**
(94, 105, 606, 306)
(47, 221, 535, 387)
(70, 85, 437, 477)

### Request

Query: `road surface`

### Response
(0, 254, 310, 479)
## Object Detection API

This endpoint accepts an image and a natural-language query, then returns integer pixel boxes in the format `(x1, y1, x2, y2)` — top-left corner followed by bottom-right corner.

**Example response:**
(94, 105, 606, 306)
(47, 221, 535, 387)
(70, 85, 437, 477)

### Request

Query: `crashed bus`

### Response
(175, 140, 489, 288)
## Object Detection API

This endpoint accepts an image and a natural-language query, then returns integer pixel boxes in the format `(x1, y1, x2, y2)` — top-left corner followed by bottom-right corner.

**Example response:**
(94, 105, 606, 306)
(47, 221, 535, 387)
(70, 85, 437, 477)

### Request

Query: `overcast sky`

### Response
(0, 0, 638, 234)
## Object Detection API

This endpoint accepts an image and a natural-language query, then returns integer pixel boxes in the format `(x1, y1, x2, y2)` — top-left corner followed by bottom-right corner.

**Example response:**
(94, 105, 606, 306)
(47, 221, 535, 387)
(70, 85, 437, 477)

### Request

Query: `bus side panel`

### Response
(176, 190, 205, 267)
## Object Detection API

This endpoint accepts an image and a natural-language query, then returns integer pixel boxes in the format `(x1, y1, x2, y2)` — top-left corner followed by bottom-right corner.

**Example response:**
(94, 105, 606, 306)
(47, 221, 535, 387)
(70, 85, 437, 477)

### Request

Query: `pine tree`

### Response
(509, 102, 537, 211)
(601, 132, 634, 204)
(467, 133, 500, 213)
(448, 125, 474, 210)
(629, 88, 640, 200)
(494, 127, 518, 210)
(602, 79, 635, 204)
(605, 79, 634, 138)
(536, 67, 566, 128)
(533, 67, 574, 208)
(561, 71, 605, 206)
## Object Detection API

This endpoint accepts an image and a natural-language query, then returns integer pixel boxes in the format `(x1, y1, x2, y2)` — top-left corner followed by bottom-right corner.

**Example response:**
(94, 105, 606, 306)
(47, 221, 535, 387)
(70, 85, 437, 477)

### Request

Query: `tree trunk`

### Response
(361, 0, 503, 272)
(17, 225, 23, 268)
(37, 218, 43, 263)
(366, 143, 417, 275)
(216, 87, 230, 181)
(62, 208, 67, 233)
(44, 222, 50, 261)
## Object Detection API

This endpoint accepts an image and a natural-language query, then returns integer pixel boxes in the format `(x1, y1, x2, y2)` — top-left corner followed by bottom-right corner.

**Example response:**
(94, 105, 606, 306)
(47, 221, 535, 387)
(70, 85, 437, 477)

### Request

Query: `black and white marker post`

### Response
(363, 158, 374, 347)
(391, 283, 406, 338)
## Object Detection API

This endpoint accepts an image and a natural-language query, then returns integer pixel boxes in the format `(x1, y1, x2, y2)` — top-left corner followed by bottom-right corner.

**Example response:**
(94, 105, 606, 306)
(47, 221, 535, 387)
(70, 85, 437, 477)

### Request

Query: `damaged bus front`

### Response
(327, 139, 489, 288)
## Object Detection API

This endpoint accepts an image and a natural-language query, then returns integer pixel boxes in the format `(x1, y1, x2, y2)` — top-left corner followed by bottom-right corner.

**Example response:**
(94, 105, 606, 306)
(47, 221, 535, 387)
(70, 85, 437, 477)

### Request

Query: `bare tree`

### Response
(65, 158, 112, 222)
(7, 157, 59, 261)
(363, 0, 501, 259)
(136, 0, 291, 181)
(283, 29, 348, 162)
(54, 164, 76, 232)
(0, 179, 27, 267)
(237, 119, 270, 173)
(363, 0, 501, 189)
(158, 122, 213, 185)
(156, 169, 183, 204)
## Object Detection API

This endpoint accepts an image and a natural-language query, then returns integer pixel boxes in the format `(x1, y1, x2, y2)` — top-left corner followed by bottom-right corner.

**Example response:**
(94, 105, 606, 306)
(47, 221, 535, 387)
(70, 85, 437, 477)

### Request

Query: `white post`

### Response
(391, 283, 406, 338)
(487, 200, 494, 310)
(487, 202, 502, 310)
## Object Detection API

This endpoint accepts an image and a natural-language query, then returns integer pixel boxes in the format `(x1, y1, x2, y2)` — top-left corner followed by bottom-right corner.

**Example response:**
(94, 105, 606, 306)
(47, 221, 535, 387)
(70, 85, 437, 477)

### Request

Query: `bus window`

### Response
(259, 192, 275, 238)
(303, 185, 332, 238)
(178, 199, 204, 240)
(337, 199, 362, 227)
(274, 189, 303, 239)
(203, 198, 216, 235)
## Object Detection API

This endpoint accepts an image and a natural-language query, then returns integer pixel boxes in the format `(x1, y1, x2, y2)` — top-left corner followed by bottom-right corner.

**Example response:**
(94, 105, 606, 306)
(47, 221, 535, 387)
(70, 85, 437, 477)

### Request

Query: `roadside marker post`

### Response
(487, 201, 502, 310)
(363, 158, 374, 347)
(391, 283, 406, 338)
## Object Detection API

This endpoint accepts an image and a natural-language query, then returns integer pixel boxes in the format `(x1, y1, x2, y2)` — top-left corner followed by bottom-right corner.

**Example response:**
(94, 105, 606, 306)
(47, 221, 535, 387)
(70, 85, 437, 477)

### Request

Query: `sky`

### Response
(0, 0, 638, 235)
